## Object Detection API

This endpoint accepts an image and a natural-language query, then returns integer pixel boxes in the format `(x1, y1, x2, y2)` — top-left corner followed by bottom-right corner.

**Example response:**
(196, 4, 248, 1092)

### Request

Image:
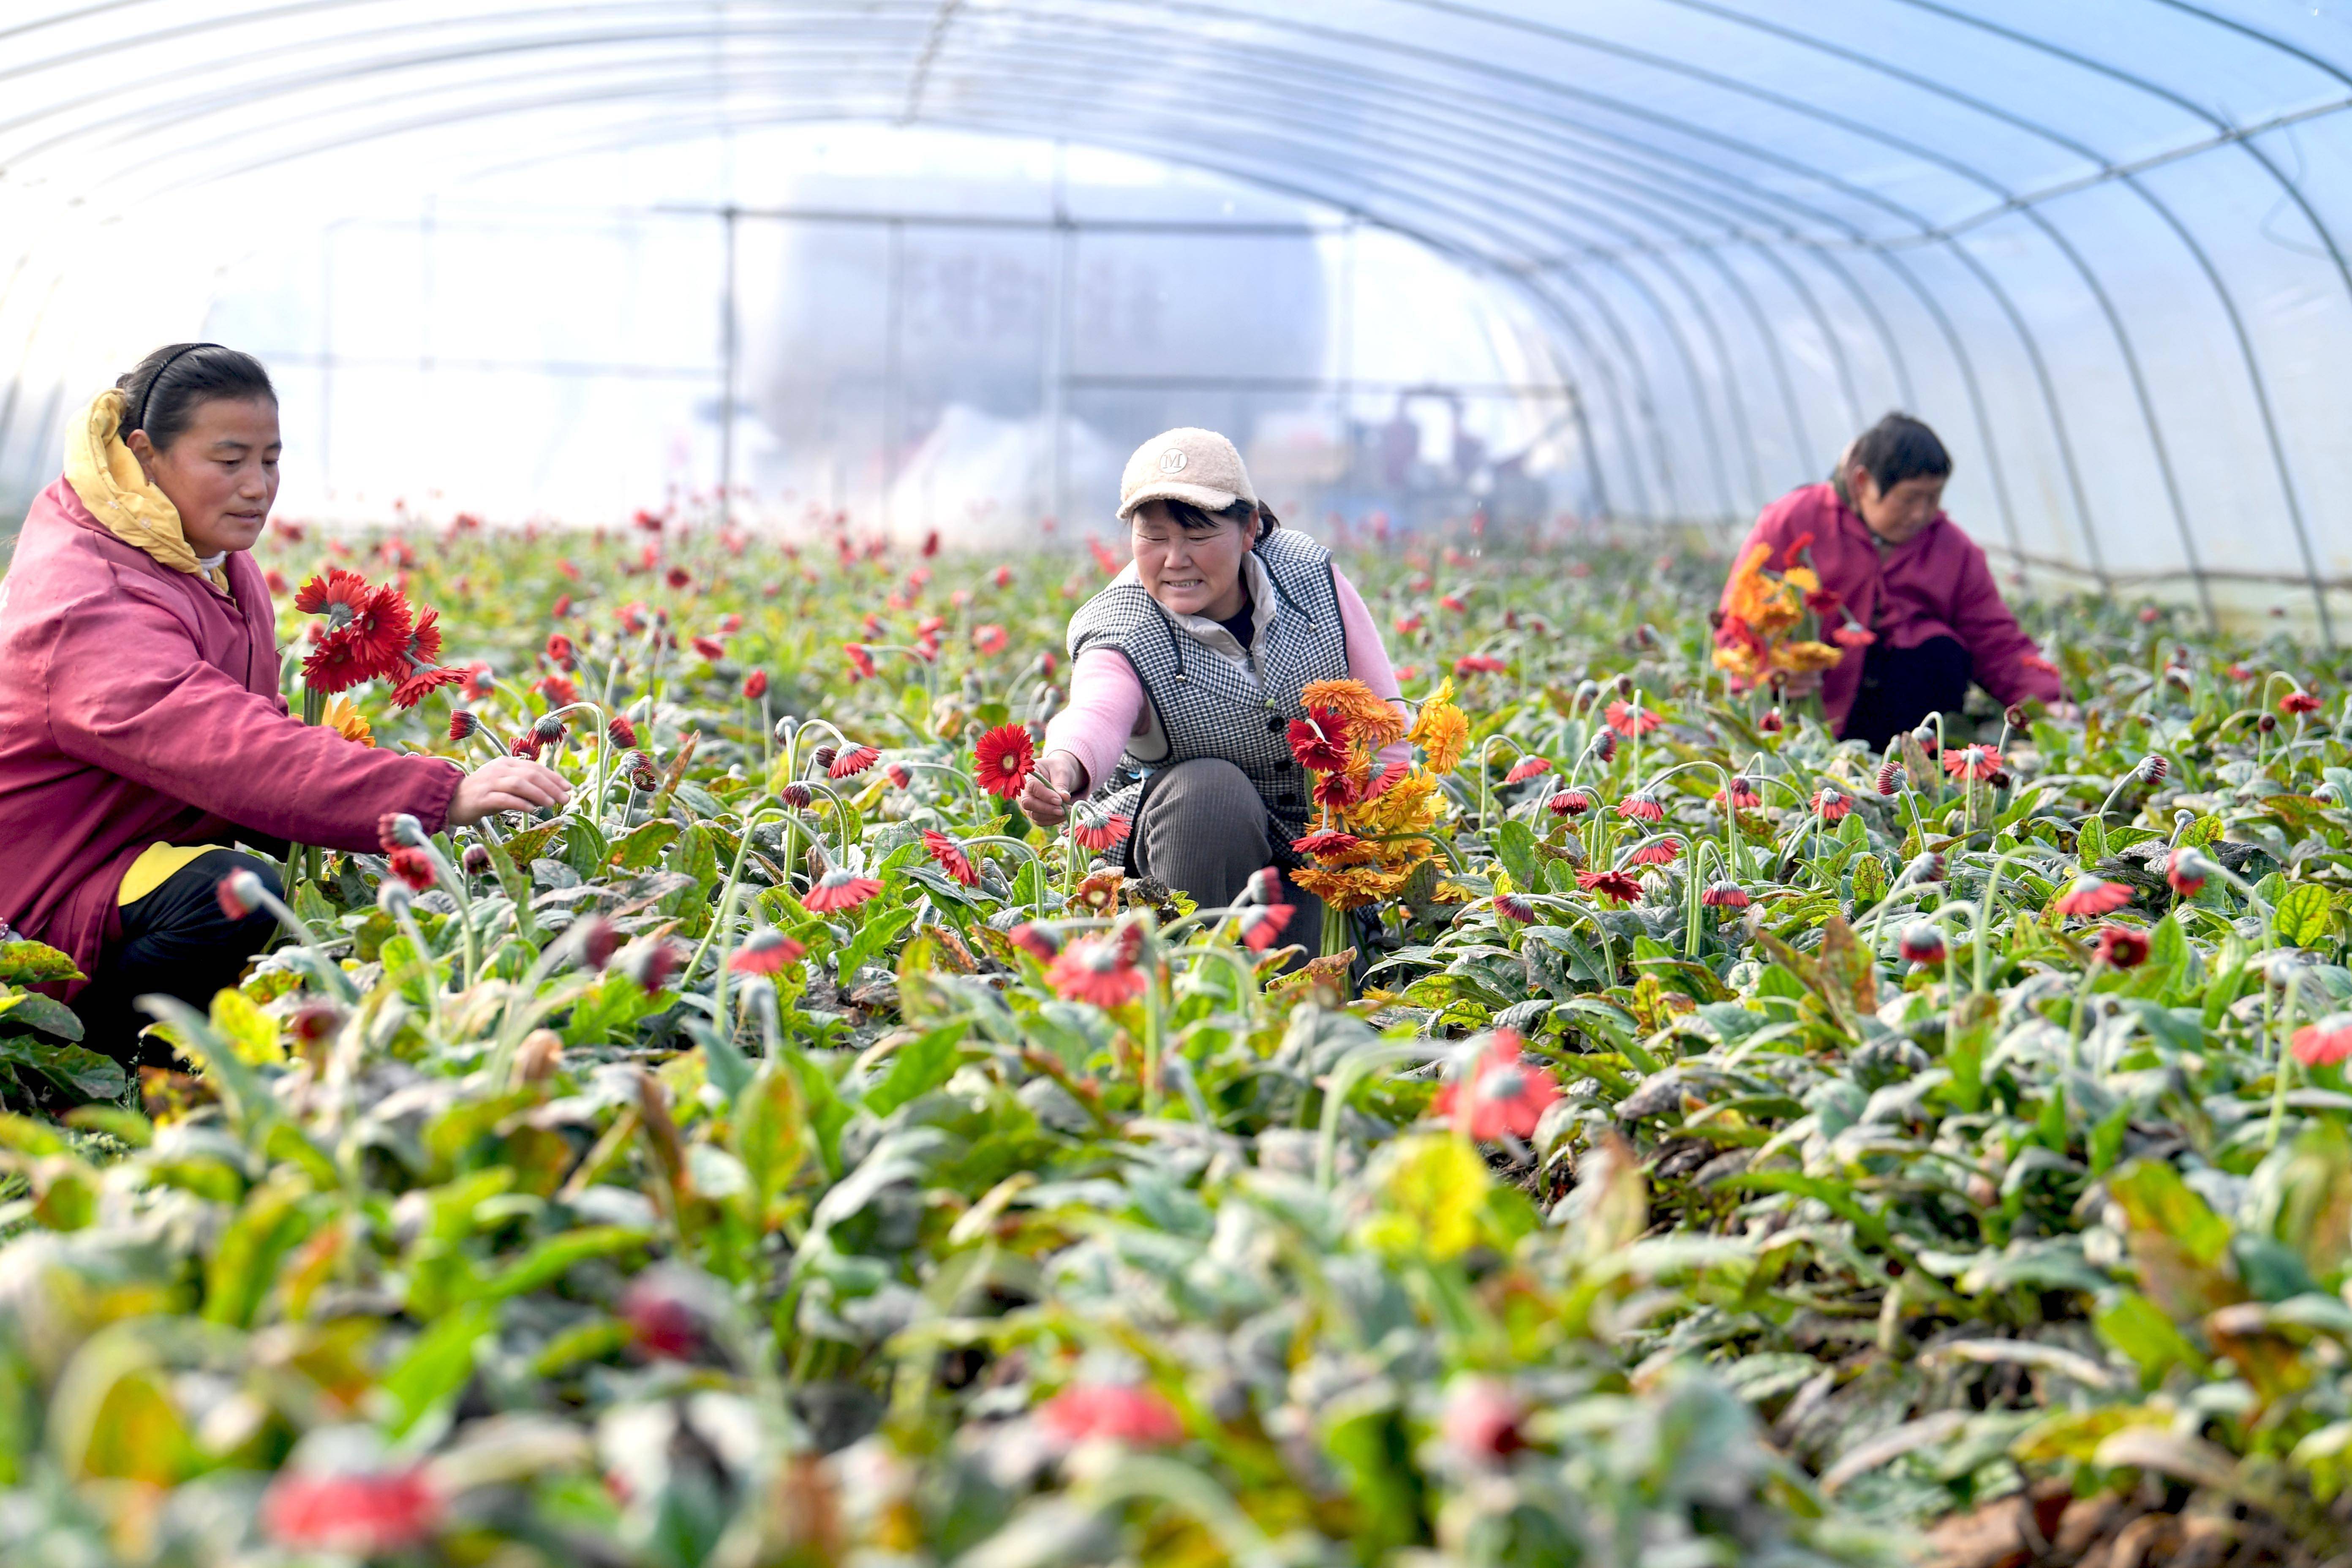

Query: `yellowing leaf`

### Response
(1358, 1133, 1488, 1261)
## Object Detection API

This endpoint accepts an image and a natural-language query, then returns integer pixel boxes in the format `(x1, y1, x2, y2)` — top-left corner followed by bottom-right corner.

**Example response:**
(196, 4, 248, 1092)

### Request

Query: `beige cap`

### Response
(1116, 427, 1258, 520)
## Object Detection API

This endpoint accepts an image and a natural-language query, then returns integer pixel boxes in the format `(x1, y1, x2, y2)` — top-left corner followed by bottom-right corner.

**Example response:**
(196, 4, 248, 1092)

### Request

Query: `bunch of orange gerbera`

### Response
(1285, 678, 1448, 915)
(1712, 538, 1843, 691)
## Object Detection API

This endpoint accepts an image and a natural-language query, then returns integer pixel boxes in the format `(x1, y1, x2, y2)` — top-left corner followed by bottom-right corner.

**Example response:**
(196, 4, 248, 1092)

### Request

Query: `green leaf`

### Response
(2181, 814, 2225, 849)
(0, 991, 83, 1042)
(2096, 1290, 2203, 1382)
(861, 1022, 968, 1118)
(2106, 1158, 2243, 1320)
(481, 833, 538, 943)
(382, 1300, 496, 1437)
(565, 816, 610, 879)
(2275, 882, 2333, 947)
(1492, 818, 1539, 891)
(0, 940, 82, 986)
(2079, 814, 2107, 863)
(474, 1225, 651, 1302)
(613, 819, 681, 871)
(209, 988, 283, 1065)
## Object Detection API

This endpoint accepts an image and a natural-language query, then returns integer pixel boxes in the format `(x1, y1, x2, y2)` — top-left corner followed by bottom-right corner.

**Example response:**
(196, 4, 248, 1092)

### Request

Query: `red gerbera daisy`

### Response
(1700, 880, 1749, 909)
(1717, 775, 1761, 810)
(1432, 1031, 1560, 1140)
(844, 642, 876, 679)
(447, 710, 479, 741)
(922, 830, 979, 887)
(1235, 902, 1294, 951)
(1045, 931, 1148, 1009)
(974, 724, 1036, 798)
(1362, 758, 1410, 801)
(829, 745, 880, 779)
(1006, 922, 1061, 963)
(1876, 762, 1906, 797)
(402, 606, 444, 670)
(2292, 1013, 2352, 1067)
(300, 628, 373, 694)
(1578, 869, 1642, 903)
(389, 664, 466, 710)
(1073, 814, 1130, 853)
(743, 670, 769, 701)
(607, 716, 637, 748)
(2282, 691, 2322, 716)
(1292, 828, 1366, 858)
(803, 868, 882, 912)
(1604, 699, 1662, 738)
(2166, 847, 2210, 896)
(1944, 746, 2004, 782)
(2093, 926, 2149, 969)
(545, 631, 575, 670)
(1036, 1383, 1185, 1448)
(2054, 876, 2132, 916)
(1616, 790, 1665, 822)
(261, 1466, 441, 1556)
(1812, 787, 1851, 820)
(1494, 892, 1538, 923)
(1626, 837, 1682, 867)
(1547, 787, 1593, 817)
(292, 566, 372, 623)
(345, 585, 416, 678)
(1503, 757, 1552, 785)
(1286, 708, 1354, 775)
(728, 927, 806, 974)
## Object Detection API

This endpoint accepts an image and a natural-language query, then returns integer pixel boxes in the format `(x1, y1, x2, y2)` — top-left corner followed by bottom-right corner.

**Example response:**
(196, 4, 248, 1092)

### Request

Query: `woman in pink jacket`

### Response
(1718, 412, 2064, 749)
(1018, 427, 1407, 953)
(0, 343, 568, 1063)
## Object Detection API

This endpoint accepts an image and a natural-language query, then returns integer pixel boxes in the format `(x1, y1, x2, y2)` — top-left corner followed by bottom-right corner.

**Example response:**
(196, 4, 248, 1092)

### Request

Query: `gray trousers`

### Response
(1126, 758, 1323, 953)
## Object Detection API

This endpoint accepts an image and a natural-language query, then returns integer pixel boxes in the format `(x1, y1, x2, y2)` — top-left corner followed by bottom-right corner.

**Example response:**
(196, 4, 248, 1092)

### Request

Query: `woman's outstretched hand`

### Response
(449, 757, 572, 826)
(1019, 752, 1085, 828)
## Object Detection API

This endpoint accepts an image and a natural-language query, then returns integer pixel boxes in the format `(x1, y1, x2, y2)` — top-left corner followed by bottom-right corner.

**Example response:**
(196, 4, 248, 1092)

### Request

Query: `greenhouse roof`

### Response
(3, 2, 2350, 629)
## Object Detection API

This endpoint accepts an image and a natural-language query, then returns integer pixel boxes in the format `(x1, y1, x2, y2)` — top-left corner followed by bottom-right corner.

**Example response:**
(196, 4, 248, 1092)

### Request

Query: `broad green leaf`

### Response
(613, 819, 681, 871)
(0, 940, 82, 986)
(2106, 1158, 2243, 1320)
(382, 1300, 496, 1436)
(2275, 882, 2333, 947)
(209, 988, 283, 1065)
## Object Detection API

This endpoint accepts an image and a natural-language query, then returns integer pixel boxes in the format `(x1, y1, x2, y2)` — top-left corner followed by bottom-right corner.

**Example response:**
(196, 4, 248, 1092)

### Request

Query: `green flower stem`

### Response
(387, 902, 443, 1039)
(961, 835, 1049, 917)
(1639, 758, 1743, 886)
(686, 806, 795, 1016)
(1315, 1039, 1452, 1189)
(1972, 845, 2069, 996)
(1473, 733, 1531, 837)
(417, 835, 480, 989)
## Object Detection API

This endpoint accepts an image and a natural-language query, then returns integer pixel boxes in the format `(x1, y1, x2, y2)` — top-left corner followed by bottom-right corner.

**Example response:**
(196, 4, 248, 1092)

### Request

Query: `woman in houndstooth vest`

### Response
(1019, 428, 1410, 953)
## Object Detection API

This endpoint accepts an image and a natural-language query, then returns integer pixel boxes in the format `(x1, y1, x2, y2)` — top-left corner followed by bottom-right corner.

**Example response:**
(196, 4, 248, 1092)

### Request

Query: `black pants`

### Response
(75, 849, 282, 1066)
(1841, 635, 1971, 752)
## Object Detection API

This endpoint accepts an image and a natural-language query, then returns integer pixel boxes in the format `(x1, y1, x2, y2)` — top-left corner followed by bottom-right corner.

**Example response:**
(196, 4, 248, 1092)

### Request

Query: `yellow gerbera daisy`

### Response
(323, 694, 375, 747)
(1409, 680, 1469, 776)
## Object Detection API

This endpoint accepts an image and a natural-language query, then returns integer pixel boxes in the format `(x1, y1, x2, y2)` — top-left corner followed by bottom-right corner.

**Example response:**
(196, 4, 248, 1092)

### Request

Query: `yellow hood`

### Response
(62, 387, 226, 589)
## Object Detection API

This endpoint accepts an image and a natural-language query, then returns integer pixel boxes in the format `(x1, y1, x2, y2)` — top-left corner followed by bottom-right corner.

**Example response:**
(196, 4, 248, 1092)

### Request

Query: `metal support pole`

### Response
(718, 202, 739, 529)
(882, 217, 904, 534)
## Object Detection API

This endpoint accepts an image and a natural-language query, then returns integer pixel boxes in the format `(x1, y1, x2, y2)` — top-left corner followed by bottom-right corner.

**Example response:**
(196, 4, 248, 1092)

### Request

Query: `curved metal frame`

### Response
(0, 0, 2343, 637)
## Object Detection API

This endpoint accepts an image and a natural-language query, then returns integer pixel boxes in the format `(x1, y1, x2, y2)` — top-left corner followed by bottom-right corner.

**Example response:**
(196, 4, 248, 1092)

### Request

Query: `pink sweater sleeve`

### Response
(1334, 567, 1411, 775)
(1042, 647, 1145, 796)
(1043, 564, 1410, 794)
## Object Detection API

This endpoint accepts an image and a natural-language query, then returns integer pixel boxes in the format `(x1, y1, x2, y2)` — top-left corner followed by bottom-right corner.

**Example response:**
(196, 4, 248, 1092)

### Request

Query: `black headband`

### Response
(130, 343, 221, 437)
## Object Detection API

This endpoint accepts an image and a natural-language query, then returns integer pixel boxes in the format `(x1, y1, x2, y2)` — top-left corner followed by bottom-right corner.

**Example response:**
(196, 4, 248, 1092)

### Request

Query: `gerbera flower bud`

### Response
(1592, 730, 1618, 762)
(607, 716, 637, 748)
(625, 751, 660, 790)
(461, 844, 491, 875)
(2004, 703, 2028, 728)
(742, 670, 768, 701)
(447, 710, 480, 742)
(1876, 761, 1906, 796)
(1906, 850, 1946, 884)
(377, 812, 426, 850)
(1246, 867, 1285, 905)
(1898, 923, 1947, 965)
(1759, 708, 1783, 734)
(532, 713, 568, 744)
(572, 915, 620, 971)
(780, 781, 813, 808)
(2165, 847, 2210, 896)
(216, 869, 268, 921)
(2137, 754, 2168, 784)
(387, 847, 436, 892)
(811, 746, 838, 770)
(2259, 713, 2278, 734)
(618, 939, 681, 993)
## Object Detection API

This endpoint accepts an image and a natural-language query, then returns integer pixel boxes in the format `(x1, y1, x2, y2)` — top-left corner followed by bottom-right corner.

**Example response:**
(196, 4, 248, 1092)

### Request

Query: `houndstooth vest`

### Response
(1066, 527, 1352, 868)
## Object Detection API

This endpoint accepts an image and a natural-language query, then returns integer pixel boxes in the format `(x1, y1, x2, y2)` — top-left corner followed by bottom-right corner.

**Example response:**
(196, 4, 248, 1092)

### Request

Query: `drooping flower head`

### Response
(1045, 927, 1148, 1009)
(1504, 756, 1552, 786)
(1718, 774, 1762, 810)
(261, 1467, 442, 1556)
(216, 869, 268, 921)
(1604, 699, 1662, 738)
(728, 927, 806, 975)
(829, 745, 880, 779)
(2165, 847, 2211, 897)
(1072, 813, 1131, 854)
(803, 867, 883, 912)
(2281, 691, 2322, 716)
(2054, 876, 2133, 917)
(1006, 922, 1061, 963)
(1899, 923, 1948, 966)
(974, 724, 1037, 798)
(1036, 1383, 1184, 1448)
(1944, 745, 2004, 782)
(1812, 787, 1851, 821)
(922, 829, 979, 887)
(1616, 790, 1665, 823)
(1876, 761, 1906, 797)
(1547, 787, 1593, 817)
(1577, 868, 1642, 904)
(1432, 1030, 1561, 1140)
(389, 664, 466, 710)
(1700, 880, 1750, 909)
(2293, 1013, 2352, 1067)
(1625, 836, 1682, 867)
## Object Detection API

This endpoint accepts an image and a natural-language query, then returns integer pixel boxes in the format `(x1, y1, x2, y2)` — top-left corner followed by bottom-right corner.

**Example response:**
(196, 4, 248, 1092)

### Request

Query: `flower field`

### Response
(5, 512, 2352, 1567)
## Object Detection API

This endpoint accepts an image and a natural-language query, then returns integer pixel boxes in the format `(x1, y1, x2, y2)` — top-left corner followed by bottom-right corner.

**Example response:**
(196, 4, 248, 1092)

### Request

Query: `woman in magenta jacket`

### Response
(0, 344, 568, 1062)
(1719, 412, 2064, 749)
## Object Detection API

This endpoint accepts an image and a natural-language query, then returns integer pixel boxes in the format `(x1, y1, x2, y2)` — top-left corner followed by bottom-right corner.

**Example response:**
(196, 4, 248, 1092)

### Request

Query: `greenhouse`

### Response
(4, 4, 2352, 1565)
